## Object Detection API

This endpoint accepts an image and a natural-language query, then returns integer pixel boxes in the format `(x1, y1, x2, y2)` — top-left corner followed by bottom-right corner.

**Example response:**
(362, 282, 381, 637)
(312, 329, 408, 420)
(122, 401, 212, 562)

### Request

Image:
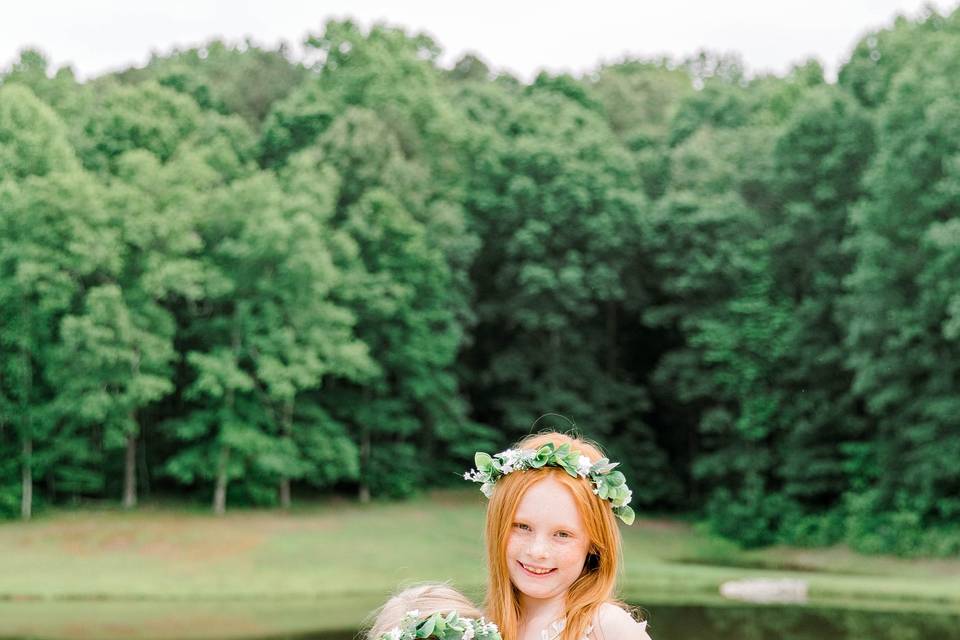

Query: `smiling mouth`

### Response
(518, 561, 557, 577)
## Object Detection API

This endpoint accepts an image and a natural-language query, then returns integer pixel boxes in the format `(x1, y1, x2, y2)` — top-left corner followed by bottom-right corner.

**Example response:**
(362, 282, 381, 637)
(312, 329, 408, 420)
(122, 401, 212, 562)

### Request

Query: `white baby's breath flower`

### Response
(385, 626, 402, 640)
(465, 469, 487, 483)
(462, 626, 475, 640)
(481, 482, 495, 498)
(575, 455, 592, 477)
(479, 619, 500, 635)
(496, 448, 524, 473)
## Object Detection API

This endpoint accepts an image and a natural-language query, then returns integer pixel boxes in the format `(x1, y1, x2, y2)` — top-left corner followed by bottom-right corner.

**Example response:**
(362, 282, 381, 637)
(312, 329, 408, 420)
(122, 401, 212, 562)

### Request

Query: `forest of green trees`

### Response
(1, 8, 959, 556)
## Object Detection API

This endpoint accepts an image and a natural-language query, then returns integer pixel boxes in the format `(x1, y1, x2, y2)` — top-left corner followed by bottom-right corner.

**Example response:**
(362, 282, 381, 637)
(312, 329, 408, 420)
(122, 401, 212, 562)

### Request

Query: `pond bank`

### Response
(1, 492, 958, 612)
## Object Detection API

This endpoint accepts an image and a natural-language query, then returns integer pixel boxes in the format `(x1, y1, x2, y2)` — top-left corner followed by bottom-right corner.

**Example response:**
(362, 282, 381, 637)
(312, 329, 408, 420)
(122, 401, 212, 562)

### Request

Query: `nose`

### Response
(528, 533, 550, 559)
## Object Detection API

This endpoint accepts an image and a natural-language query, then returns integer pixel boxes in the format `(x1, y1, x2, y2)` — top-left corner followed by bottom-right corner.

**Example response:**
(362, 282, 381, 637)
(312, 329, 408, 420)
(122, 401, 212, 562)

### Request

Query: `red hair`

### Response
(483, 432, 626, 640)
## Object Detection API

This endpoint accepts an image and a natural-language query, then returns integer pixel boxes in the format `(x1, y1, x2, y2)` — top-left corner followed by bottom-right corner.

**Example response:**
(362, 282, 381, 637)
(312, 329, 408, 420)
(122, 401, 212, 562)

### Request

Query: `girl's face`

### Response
(506, 476, 591, 603)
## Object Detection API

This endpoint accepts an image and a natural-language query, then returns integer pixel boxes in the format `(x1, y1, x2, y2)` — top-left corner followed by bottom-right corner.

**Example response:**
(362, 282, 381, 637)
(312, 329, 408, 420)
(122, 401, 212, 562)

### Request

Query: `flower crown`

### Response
(378, 609, 501, 640)
(464, 442, 635, 525)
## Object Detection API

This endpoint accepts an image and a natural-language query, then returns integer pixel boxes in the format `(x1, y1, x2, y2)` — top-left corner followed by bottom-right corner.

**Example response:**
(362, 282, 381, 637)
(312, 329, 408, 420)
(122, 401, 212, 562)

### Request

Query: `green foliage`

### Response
(841, 25, 960, 551)
(0, 83, 78, 178)
(78, 82, 203, 172)
(2, 6, 960, 558)
(116, 40, 307, 129)
(838, 7, 960, 108)
(705, 477, 790, 548)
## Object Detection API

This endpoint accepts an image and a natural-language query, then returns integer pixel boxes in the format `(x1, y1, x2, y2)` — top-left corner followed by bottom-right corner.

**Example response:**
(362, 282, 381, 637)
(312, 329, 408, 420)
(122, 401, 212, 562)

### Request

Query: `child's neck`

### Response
(520, 591, 568, 627)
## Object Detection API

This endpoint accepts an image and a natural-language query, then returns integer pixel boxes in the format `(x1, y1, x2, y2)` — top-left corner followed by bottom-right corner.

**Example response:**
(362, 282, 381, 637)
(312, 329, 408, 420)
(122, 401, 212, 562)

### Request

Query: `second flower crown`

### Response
(464, 441, 635, 525)
(377, 609, 501, 640)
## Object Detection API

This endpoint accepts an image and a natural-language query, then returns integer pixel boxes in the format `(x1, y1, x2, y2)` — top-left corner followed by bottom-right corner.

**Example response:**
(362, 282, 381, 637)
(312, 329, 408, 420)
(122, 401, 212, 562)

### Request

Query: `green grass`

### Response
(1, 488, 960, 637)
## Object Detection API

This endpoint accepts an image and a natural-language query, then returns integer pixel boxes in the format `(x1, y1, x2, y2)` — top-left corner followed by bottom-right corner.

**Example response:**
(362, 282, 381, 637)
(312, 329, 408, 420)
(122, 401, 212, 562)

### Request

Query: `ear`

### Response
(585, 549, 601, 571)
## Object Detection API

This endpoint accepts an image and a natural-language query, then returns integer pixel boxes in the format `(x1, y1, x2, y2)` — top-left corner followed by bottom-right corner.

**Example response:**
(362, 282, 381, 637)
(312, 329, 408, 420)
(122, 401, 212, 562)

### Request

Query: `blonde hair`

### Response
(367, 583, 484, 639)
(483, 432, 629, 640)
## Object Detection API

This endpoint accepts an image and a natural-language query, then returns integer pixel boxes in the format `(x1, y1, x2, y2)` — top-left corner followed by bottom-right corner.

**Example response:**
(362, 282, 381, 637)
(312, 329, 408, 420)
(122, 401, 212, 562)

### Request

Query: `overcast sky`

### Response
(3, 0, 958, 81)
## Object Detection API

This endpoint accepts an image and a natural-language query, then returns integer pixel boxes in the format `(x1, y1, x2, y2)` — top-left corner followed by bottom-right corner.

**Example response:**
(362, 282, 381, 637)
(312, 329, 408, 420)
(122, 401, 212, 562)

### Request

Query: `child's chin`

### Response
(511, 573, 561, 596)
(516, 583, 561, 600)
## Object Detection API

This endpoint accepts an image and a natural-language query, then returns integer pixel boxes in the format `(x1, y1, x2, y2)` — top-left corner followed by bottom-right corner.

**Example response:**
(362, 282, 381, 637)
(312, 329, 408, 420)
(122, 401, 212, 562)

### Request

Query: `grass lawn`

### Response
(1, 489, 959, 636)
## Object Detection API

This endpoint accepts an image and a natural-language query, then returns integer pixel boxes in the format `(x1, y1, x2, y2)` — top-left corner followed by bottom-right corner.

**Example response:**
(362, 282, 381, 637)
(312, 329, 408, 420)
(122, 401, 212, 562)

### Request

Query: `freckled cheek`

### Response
(557, 543, 590, 573)
(505, 534, 523, 562)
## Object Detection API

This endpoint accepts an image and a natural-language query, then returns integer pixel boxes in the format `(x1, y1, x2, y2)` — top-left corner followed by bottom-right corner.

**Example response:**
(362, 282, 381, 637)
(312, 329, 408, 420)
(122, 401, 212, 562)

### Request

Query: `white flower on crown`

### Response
(479, 619, 500, 634)
(462, 626, 475, 640)
(575, 455, 592, 477)
(385, 627, 402, 640)
(481, 481, 495, 498)
(464, 469, 487, 483)
(496, 448, 524, 473)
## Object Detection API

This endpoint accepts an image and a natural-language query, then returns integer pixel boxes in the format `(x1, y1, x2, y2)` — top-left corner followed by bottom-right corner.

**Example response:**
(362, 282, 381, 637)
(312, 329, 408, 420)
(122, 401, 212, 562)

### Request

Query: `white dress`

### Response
(541, 619, 595, 640)
(542, 615, 649, 640)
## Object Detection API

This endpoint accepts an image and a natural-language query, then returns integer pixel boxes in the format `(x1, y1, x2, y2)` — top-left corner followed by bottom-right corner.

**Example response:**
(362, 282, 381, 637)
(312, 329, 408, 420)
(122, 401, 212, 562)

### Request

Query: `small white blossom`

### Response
(462, 626, 475, 640)
(464, 469, 487, 483)
(481, 481, 495, 498)
(479, 619, 500, 635)
(575, 455, 592, 477)
(385, 627, 402, 640)
(496, 448, 524, 473)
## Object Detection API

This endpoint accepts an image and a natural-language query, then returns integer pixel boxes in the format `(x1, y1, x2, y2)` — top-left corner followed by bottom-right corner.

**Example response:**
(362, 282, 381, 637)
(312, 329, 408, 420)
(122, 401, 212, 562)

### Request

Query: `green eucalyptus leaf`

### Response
(417, 615, 437, 638)
(615, 505, 636, 525)
(475, 452, 493, 471)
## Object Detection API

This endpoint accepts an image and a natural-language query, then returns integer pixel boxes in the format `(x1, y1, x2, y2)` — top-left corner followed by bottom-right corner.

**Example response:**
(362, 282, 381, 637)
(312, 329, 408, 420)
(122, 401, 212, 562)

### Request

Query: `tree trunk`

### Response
(124, 352, 141, 509)
(279, 400, 293, 509)
(123, 430, 137, 509)
(358, 427, 371, 504)
(214, 315, 240, 516)
(21, 436, 32, 521)
(213, 444, 230, 515)
(20, 340, 33, 521)
(138, 426, 150, 499)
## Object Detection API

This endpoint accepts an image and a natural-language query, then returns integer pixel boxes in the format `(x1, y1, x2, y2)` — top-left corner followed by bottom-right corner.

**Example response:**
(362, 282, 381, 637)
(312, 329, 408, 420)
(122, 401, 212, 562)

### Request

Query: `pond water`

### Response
(2, 601, 959, 639)
(314, 603, 960, 640)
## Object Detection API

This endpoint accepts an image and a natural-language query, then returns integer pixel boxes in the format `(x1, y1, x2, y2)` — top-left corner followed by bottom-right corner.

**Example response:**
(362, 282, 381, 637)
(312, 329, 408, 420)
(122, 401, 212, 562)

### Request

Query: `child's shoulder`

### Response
(594, 602, 651, 640)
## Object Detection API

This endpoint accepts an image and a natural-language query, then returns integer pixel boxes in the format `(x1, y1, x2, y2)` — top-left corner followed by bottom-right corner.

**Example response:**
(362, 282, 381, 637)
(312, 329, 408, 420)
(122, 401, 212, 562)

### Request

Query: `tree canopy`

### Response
(2, 9, 960, 555)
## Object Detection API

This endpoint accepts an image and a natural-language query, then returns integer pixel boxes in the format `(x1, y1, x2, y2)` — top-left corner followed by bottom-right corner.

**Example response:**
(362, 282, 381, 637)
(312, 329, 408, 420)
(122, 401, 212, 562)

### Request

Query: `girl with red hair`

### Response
(465, 432, 651, 640)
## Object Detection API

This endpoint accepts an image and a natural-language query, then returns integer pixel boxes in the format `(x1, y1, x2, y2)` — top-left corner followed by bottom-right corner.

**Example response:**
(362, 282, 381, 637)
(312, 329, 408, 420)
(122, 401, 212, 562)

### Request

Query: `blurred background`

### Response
(2, 1, 960, 638)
